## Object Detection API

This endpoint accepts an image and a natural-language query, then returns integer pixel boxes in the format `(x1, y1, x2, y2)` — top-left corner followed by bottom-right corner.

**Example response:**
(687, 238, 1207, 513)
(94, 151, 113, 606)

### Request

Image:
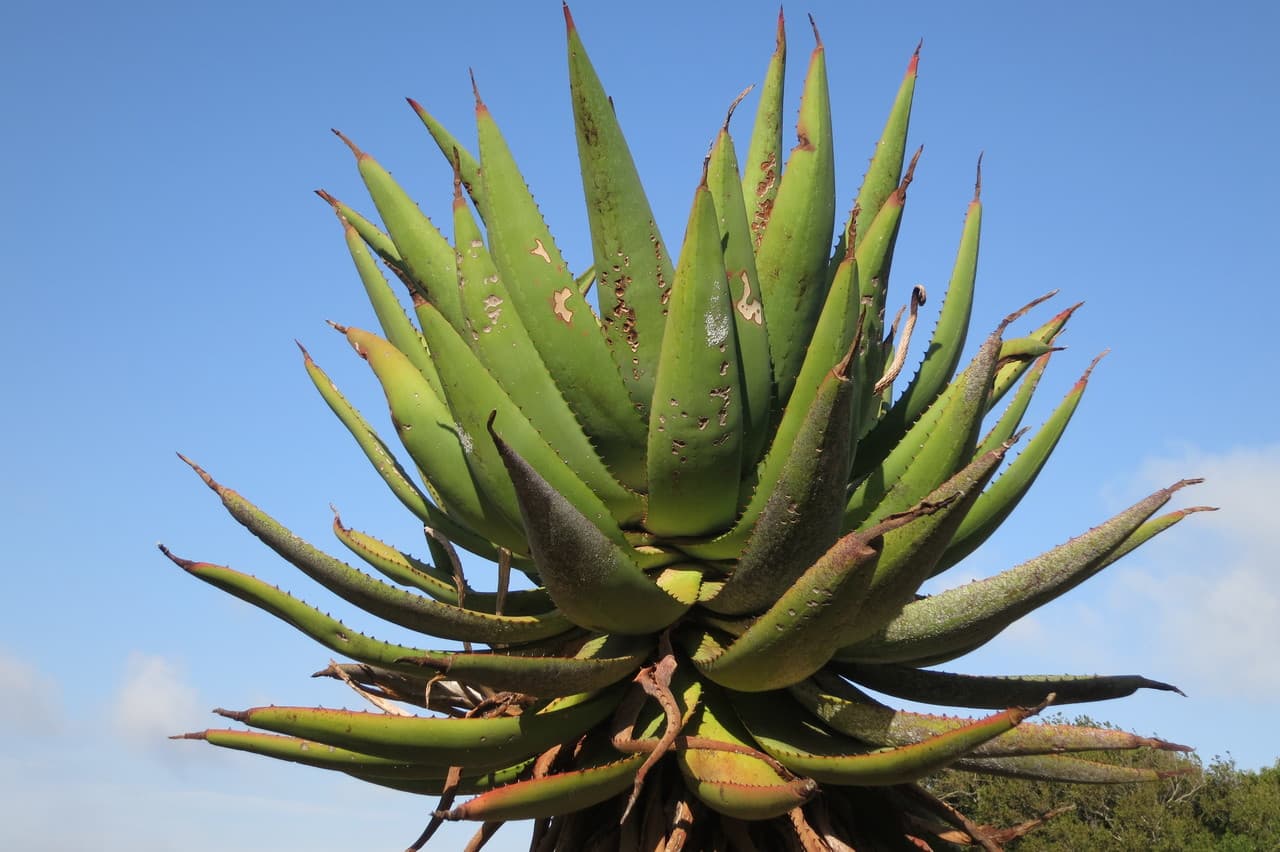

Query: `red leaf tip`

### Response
(331, 128, 364, 159)
(891, 147, 924, 206)
(999, 290, 1058, 331)
(1076, 349, 1109, 386)
(213, 708, 249, 723)
(907, 41, 922, 76)
(175, 453, 218, 490)
(157, 543, 193, 569)
(807, 13, 822, 48)
(723, 85, 753, 131)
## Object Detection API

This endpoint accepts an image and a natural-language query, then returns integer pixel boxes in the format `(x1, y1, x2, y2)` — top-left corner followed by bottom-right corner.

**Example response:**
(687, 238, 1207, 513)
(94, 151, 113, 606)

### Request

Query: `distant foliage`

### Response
(925, 716, 1280, 850)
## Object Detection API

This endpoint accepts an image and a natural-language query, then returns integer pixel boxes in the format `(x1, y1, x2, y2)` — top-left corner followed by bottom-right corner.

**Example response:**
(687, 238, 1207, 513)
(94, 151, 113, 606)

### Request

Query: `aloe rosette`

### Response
(166, 8, 1205, 850)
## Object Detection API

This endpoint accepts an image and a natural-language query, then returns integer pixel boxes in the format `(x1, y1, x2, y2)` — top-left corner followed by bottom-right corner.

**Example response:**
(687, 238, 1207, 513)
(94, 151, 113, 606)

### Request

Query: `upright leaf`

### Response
(645, 178, 743, 537)
(708, 96, 773, 469)
(741, 10, 786, 246)
(565, 7, 675, 418)
(754, 26, 836, 406)
(474, 87, 649, 490)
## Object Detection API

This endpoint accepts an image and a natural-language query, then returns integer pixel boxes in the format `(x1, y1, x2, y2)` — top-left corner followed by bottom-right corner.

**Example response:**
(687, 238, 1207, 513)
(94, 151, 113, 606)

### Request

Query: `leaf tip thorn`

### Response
(331, 128, 363, 159)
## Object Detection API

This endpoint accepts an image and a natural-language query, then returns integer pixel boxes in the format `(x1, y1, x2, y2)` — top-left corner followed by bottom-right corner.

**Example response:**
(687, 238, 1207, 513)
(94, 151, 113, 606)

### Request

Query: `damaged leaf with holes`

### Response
(164, 6, 1209, 850)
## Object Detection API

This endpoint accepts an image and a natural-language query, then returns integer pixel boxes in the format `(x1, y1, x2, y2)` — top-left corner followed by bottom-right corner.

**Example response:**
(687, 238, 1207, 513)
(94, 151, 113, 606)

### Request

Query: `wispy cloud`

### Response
(110, 652, 202, 757)
(0, 647, 64, 735)
(1121, 443, 1280, 703)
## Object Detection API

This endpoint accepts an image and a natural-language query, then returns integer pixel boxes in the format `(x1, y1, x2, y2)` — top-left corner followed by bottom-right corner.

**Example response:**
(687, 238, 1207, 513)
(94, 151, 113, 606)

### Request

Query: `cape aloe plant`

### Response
(166, 8, 1206, 850)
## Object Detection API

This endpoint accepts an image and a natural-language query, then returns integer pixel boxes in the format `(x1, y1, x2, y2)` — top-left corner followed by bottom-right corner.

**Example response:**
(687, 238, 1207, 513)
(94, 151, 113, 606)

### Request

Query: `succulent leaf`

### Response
(839, 442, 1011, 646)
(334, 132, 467, 334)
(697, 347, 861, 614)
(331, 515, 547, 613)
(839, 480, 1203, 665)
(336, 213, 442, 394)
(708, 101, 773, 469)
(741, 11, 787, 247)
(219, 685, 624, 769)
(676, 681, 818, 820)
(934, 354, 1102, 574)
(644, 178, 744, 537)
(301, 344, 485, 550)
(444, 748, 646, 822)
(408, 635, 648, 699)
(187, 728, 533, 784)
(954, 753, 1186, 784)
(844, 321, 1003, 531)
(565, 7, 675, 418)
(474, 87, 649, 490)
(491, 422, 690, 635)
(754, 29, 837, 406)
(791, 673, 1189, 757)
(733, 688, 1046, 786)
(344, 325, 528, 552)
(827, 663, 1185, 709)
(407, 97, 487, 218)
(869, 171, 980, 437)
(846, 45, 919, 257)
(450, 187, 640, 524)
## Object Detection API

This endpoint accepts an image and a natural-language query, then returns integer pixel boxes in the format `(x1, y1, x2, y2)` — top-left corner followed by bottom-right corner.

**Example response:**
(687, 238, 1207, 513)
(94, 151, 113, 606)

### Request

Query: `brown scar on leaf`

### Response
(529, 239, 552, 264)
(709, 385, 733, 427)
(735, 271, 764, 325)
(551, 288, 574, 324)
(754, 153, 778, 199)
(649, 221, 671, 293)
(481, 294, 503, 331)
(749, 159, 777, 247)
(609, 273, 640, 353)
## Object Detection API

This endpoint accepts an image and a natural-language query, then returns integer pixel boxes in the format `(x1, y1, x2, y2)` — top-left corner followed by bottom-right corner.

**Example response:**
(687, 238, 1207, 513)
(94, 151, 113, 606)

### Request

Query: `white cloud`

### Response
(1139, 442, 1280, 541)
(0, 648, 63, 735)
(111, 652, 203, 755)
(1118, 444, 1280, 702)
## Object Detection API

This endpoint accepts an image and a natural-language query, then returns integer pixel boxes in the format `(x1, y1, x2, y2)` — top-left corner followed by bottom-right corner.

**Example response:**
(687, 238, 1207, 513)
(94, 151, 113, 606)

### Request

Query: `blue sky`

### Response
(3, 1, 1278, 849)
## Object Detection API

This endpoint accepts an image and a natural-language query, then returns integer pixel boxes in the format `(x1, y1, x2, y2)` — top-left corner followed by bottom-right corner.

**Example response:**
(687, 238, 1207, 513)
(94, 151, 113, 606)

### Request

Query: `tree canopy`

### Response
(925, 715, 1280, 850)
